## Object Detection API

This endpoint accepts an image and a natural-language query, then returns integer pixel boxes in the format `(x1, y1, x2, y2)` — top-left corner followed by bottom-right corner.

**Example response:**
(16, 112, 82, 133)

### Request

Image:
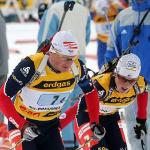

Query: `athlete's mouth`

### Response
(121, 87, 128, 92)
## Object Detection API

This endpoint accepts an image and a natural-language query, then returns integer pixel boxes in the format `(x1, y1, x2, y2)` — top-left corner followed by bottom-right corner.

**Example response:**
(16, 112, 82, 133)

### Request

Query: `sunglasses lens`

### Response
(117, 74, 137, 84)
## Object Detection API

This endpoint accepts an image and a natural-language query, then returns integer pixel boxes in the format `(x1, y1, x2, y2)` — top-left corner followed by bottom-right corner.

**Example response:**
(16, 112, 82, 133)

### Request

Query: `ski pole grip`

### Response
(64, 1, 75, 11)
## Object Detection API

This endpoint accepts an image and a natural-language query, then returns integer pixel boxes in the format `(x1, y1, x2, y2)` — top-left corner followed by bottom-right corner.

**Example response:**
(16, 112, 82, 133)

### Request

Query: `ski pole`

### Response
(75, 137, 93, 150)
(102, 6, 139, 57)
(8, 138, 25, 150)
(58, 1, 75, 31)
(141, 139, 145, 150)
(103, 7, 139, 56)
(102, 7, 119, 57)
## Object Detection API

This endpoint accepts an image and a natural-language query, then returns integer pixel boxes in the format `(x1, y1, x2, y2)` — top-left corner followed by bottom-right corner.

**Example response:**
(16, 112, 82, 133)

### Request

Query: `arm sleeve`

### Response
(0, 84, 28, 129)
(78, 60, 99, 124)
(84, 87, 99, 124)
(137, 91, 148, 120)
(0, 57, 35, 129)
(59, 102, 78, 129)
(5, 57, 35, 97)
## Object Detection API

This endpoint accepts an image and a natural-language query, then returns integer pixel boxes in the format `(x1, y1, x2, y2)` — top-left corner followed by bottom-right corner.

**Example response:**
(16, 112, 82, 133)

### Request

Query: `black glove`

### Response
(64, 1, 75, 11)
(79, 78, 94, 94)
(134, 118, 147, 139)
(91, 123, 106, 141)
(22, 123, 41, 141)
(38, 3, 48, 20)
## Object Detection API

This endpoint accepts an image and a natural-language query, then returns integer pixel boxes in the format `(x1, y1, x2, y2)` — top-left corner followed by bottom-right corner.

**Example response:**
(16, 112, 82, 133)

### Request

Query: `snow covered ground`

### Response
(6, 21, 132, 150)
(7, 22, 39, 75)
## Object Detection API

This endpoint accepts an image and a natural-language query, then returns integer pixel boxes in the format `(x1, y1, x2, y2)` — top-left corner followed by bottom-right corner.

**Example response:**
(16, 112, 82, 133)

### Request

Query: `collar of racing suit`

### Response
(47, 61, 61, 73)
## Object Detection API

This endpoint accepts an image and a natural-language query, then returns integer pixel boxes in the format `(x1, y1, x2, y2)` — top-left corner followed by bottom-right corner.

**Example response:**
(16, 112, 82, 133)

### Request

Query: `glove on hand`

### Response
(64, 1, 75, 11)
(22, 123, 41, 141)
(134, 118, 147, 139)
(38, 3, 48, 20)
(91, 123, 106, 141)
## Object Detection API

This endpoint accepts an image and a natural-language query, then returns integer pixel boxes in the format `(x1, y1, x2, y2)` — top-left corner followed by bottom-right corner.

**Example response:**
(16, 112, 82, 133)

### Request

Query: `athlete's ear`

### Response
(47, 51, 54, 56)
(47, 51, 51, 55)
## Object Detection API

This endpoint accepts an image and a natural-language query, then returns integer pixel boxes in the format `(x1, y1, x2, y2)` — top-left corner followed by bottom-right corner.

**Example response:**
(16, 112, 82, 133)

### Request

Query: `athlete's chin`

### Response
(60, 68, 70, 72)
(118, 87, 129, 93)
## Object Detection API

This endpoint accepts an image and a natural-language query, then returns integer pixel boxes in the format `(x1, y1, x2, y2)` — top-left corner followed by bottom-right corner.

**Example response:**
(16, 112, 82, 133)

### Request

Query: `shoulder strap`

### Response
(26, 54, 49, 86)
(71, 62, 80, 84)
(27, 55, 80, 86)
(133, 83, 141, 94)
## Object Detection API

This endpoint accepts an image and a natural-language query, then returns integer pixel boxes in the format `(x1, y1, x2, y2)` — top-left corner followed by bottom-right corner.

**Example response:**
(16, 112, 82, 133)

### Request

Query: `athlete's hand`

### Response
(22, 123, 41, 141)
(64, 1, 75, 11)
(134, 118, 147, 139)
(38, 3, 48, 20)
(91, 123, 106, 141)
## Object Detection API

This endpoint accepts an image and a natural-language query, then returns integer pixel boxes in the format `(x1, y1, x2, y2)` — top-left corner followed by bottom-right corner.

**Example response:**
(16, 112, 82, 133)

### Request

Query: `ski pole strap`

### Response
(26, 54, 49, 86)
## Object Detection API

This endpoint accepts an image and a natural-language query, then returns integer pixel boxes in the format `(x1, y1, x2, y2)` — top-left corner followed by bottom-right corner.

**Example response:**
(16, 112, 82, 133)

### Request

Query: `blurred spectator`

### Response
(91, 0, 126, 69)
(38, 3, 48, 21)
(38, 0, 91, 62)
(0, 12, 8, 119)
(0, 11, 9, 147)
(119, 0, 129, 8)
(119, 0, 130, 8)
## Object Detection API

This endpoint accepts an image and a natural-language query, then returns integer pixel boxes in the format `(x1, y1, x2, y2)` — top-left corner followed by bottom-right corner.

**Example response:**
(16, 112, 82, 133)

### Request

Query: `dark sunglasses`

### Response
(117, 74, 137, 84)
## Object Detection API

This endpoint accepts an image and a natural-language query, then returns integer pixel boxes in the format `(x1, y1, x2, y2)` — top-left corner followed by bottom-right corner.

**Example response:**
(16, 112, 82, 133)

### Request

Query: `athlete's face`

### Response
(115, 74, 137, 93)
(48, 52, 77, 72)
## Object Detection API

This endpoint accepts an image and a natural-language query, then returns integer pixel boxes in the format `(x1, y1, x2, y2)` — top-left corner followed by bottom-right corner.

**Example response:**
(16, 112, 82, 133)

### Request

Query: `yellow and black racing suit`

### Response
(74, 72, 147, 150)
(0, 52, 99, 150)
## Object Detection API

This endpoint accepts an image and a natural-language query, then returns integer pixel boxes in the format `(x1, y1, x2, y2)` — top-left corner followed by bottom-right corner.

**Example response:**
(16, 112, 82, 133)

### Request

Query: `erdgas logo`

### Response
(34, 78, 75, 89)
(20, 67, 30, 77)
(43, 81, 70, 88)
